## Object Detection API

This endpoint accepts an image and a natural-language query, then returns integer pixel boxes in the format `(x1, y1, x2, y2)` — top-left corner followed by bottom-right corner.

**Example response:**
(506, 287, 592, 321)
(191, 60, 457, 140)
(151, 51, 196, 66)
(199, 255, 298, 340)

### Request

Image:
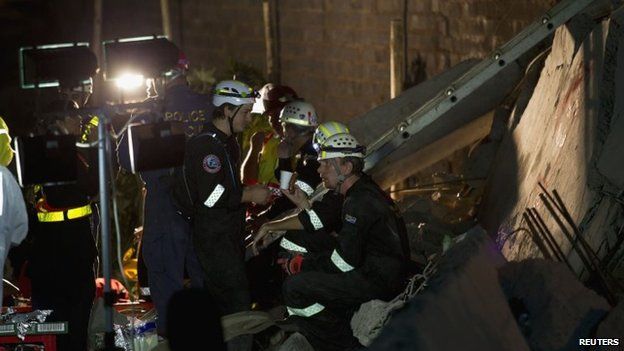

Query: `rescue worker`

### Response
(242, 83, 298, 187)
(172, 80, 271, 350)
(252, 121, 351, 255)
(261, 101, 321, 220)
(0, 166, 27, 302)
(28, 99, 98, 351)
(245, 102, 322, 309)
(278, 133, 410, 351)
(116, 50, 210, 336)
(0, 118, 28, 302)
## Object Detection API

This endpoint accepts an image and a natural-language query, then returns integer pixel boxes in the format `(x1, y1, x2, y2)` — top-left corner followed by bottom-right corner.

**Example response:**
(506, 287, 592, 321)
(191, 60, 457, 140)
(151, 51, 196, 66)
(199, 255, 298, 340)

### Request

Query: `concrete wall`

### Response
(179, 0, 558, 123)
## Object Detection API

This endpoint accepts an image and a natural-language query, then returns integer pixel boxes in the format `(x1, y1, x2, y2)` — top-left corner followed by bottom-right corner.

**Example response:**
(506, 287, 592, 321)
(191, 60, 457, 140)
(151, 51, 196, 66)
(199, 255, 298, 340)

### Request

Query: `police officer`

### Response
(28, 99, 98, 351)
(279, 133, 410, 351)
(172, 80, 270, 349)
(116, 50, 210, 336)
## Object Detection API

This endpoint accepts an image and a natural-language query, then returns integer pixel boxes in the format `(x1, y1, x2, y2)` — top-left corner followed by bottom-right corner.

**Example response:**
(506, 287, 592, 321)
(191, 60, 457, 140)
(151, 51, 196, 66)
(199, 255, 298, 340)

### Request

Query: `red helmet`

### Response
(252, 83, 298, 115)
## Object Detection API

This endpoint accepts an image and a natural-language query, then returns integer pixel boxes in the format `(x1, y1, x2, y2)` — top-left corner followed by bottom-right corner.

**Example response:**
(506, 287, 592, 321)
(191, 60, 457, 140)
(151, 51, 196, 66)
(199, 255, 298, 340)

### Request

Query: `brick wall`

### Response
(179, 0, 558, 123)
(0, 0, 559, 134)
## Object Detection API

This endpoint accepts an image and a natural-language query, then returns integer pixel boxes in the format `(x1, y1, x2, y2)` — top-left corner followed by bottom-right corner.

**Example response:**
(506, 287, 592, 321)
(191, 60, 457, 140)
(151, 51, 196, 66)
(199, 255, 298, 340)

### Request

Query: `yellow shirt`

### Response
(0, 116, 14, 167)
(258, 135, 280, 185)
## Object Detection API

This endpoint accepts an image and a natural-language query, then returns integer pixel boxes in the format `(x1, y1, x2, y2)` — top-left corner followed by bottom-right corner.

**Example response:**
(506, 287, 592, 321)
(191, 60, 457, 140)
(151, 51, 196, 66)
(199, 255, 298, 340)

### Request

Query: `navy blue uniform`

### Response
(173, 123, 250, 315)
(278, 189, 343, 255)
(117, 83, 211, 334)
(283, 175, 409, 351)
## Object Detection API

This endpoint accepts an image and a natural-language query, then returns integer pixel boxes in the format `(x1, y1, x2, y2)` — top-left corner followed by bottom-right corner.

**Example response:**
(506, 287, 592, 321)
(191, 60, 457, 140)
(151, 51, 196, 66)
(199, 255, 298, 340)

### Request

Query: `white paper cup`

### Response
(280, 171, 294, 189)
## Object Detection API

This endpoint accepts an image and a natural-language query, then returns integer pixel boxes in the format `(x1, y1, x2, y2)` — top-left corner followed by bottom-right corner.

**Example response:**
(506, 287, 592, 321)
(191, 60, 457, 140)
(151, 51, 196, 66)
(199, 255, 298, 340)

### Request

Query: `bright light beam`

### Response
(115, 73, 145, 90)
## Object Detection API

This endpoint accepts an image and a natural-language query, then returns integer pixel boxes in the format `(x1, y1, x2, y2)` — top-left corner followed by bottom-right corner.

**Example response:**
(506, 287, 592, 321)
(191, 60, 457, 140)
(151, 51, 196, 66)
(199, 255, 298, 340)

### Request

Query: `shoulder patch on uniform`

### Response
(202, 154, 221, 173)
(345, 214, 357, 224)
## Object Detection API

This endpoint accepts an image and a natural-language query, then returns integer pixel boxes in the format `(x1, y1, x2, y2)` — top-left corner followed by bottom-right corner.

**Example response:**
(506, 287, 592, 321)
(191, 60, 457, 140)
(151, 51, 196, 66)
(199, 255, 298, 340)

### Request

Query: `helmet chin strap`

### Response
(331, 158, 351, 194)
(227, 105, 243, 137)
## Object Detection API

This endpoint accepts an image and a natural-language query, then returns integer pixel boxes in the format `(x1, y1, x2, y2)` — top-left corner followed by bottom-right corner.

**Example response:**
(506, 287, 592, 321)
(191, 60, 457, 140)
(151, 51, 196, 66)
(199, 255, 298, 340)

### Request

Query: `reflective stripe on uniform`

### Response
(331, 249, 354, 272)
(306, 209, 323, 230)
(279, 237, 308, 253)
(204, 184, 225, 208)
(0, 129, 7, 135)
(287, 303, 325, 317)
(295, 180, 314, 196)
(37, 204, 92, 222)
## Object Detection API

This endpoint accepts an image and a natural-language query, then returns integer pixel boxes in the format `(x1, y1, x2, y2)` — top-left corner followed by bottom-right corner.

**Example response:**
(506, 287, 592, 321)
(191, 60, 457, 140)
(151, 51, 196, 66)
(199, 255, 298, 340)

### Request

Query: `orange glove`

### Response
(277, 255, 304, 275)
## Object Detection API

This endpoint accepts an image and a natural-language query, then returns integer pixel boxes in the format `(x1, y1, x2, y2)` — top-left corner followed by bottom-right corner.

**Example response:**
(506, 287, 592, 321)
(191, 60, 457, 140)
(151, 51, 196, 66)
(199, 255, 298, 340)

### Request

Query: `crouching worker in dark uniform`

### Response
(173, 80, 271, 350)
(279, 133, 410, 351)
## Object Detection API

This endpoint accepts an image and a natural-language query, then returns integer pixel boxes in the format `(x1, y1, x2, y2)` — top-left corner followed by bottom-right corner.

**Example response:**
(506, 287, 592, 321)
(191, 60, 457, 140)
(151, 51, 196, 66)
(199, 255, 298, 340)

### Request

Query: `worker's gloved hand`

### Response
(277, 255, 304, 275)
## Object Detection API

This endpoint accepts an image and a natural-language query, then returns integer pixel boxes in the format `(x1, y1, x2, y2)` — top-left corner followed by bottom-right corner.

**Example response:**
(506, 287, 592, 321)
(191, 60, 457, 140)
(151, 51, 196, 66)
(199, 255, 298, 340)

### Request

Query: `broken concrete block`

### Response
(369, 227, 528, 351)
(499, 259, 610, 351)
(277, 332, 314, 351)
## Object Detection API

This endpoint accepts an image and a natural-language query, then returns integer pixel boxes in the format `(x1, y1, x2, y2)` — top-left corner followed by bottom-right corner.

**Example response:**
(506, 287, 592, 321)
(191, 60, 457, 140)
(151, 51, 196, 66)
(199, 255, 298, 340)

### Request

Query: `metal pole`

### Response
(263, 0, 281, 83)
(97, 113, 116, 350)
(161, 0, 173, 40)
(390, 18, 405, 99)
(91, 0, 103, 106)
(539, 194, 594, 272)
(528, 208, 570, 267)
(523, 212, 553, 260)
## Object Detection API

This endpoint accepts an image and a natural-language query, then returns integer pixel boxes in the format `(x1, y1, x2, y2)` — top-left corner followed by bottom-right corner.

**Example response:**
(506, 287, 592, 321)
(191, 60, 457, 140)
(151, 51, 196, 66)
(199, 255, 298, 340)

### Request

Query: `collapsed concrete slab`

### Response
(368, 227, 529, 351)
(347, 59, 522, 189)
(479, 16, 615, 269)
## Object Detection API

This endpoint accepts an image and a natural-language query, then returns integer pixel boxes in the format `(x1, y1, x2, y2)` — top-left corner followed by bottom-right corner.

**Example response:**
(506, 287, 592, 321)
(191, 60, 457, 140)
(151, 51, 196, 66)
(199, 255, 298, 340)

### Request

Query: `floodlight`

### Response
(127, 121, 186, 173)
(13, 135, 77, 186)
(115, 73, 145, 90)
(102, 36, 178, 81)
(19, 43, 98, 89)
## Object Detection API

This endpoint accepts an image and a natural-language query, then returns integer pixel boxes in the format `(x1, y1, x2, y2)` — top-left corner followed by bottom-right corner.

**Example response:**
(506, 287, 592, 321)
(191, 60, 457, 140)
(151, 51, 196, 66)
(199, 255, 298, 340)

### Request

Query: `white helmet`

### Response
(313, 121, 350, 152)
(279, 101, 318, 128)
(317, 133, 365, 160)
(212, 80, 257, 107)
